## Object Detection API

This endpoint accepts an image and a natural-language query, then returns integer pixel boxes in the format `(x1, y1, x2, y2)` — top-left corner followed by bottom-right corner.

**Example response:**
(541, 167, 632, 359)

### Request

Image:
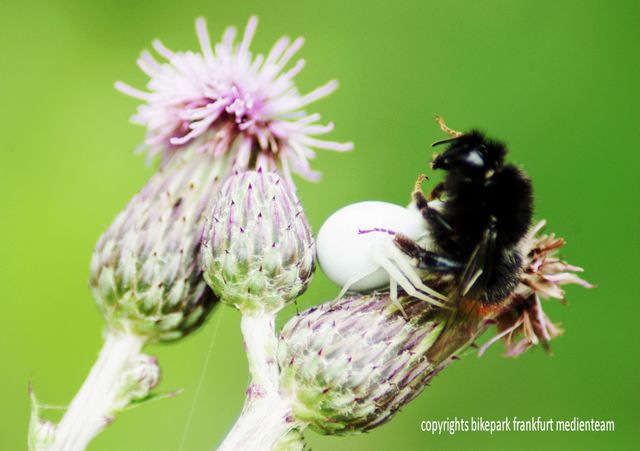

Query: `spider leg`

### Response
(383, 240, 449, 301)
(372, 249, 448, 309)
(335, 267, 383, 300)
(388, 277, 408, 319)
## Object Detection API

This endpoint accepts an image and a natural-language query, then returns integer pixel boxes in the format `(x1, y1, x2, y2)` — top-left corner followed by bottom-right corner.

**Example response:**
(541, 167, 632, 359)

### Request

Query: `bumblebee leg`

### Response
(424, 205, 453, 232)
(414, 174, 429, 192)
(412, 190, 453, 233)
(412, 175, 429, 211)
(428, 182, 446, 201)
(418, 207, 466, 257)
(412, 175, 446, 210)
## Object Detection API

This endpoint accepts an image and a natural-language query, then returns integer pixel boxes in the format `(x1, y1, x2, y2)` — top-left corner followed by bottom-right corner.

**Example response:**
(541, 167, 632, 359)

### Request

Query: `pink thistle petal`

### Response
(280, 59, 306, 82)
(478, 317, 523, 357)
(293, 80, 338, 109)
(298, 122, 335, 135)
(221, 26, 237, 54)
(297, 136, 354, 151)
(151, 39, 175, 60)
(273, 37, 305, 74)
(293, 113, 321, 125)
(114, 81, 150, 101)
(264, 37, 290, 69)
(137, 51, 162, 77)
(195, 17, 214, 63)
(239, 16, 258, 57)
(505, 338, 532, 357)
(117, 16, 352, 181)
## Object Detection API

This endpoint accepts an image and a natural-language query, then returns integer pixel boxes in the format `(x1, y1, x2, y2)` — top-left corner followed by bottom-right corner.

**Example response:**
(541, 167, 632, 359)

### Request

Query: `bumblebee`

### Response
(391, 117, 534, 360)
(396, 117, 534, 309)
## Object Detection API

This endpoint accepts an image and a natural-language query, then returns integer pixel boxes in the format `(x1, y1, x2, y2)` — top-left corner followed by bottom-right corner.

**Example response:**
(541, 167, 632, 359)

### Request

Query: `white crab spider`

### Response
(316, 201, 448, 315)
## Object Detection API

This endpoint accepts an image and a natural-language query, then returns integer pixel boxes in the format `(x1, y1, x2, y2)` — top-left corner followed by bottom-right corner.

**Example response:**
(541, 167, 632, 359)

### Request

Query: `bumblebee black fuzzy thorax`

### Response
(409, 129, 534, 305)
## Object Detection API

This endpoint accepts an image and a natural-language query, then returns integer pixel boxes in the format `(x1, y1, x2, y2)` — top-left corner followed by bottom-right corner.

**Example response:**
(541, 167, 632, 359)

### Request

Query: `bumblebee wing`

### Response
(425, 220, 498, 364)
(450, 219, 498, 307)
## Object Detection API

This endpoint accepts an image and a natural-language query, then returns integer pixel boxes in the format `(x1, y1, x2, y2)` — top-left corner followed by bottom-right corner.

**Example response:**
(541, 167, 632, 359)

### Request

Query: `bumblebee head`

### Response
(431, 130, 506, 174)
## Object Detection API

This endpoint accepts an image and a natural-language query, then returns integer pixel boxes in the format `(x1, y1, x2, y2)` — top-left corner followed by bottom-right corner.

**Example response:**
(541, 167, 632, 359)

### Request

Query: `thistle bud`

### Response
(278, 294, 466, 435)
(202, 170, 314, 314)
(90, 147, 228, 342)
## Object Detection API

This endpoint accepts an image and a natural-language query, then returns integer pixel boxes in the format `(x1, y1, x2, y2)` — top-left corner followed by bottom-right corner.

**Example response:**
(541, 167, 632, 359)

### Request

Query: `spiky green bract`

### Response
(90, 146, 229, 342)
(273, 428, 306, 451)
(278, 294, 480, 435)
(28, 388, 56, 451)
(111, 354, 161, 413)
(202, 170, 314, 314)
(46, 331, 155, 450)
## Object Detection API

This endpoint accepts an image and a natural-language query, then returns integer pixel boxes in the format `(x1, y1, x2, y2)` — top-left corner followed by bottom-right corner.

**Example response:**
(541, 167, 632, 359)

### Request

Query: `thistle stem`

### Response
(217, 313, 301, 451)
(49, 329, 145, 451)
(217, 391, 302, 451)
(240, 314, 279, 393)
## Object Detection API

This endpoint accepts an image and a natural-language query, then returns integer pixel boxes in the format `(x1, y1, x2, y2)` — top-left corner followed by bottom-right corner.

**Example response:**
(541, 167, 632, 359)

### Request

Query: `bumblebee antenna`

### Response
(435, 115, 464, 138)
(431, 115, 465, 147)
(431, 137, 460, 148)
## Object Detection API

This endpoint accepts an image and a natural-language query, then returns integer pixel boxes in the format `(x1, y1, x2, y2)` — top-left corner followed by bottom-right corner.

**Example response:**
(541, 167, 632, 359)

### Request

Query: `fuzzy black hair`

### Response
(422, 130, 534, 303)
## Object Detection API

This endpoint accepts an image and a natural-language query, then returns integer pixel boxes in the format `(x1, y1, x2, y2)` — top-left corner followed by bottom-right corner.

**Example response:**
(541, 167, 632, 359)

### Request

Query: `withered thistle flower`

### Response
(479, 220, 594, 356)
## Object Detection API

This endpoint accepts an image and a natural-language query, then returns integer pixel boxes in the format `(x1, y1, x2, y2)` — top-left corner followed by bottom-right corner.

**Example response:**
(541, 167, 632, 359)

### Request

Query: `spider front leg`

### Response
(331, 219, 449, 317)
(370, 239, 449, 314)
(380, 240, 449, 301)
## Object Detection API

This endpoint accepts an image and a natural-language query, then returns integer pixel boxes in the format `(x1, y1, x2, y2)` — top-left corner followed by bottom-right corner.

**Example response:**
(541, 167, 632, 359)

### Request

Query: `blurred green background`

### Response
(1, 0, 638, 449)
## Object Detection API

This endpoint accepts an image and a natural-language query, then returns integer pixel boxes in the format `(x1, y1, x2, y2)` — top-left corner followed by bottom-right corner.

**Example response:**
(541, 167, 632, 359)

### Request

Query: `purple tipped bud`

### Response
(90, 147, 228, 342)
(278, 294, 467, 434)
(202, 170, 314, 314)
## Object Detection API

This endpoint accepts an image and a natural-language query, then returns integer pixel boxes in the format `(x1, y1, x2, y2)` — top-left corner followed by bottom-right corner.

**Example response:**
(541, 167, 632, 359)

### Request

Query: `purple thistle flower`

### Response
(115, 16, 353, 186)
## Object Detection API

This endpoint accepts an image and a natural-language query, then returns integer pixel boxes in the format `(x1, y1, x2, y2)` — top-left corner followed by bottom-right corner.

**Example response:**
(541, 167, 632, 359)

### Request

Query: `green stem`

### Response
(47, 330, 145, 451)
(217, 313, 302, 451)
